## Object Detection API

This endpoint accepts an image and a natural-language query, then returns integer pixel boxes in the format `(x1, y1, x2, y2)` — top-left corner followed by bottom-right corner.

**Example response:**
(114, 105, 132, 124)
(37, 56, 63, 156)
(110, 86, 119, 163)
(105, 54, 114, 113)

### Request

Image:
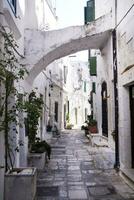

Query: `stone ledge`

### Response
(120, 168, 134, 189)
(28, 152, 47, 170)
(86, 133, 108, 147)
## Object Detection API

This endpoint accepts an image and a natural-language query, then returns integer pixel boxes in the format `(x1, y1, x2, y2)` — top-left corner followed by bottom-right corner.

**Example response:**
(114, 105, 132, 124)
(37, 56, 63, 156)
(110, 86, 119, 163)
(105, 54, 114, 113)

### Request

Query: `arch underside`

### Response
(26, 30, 111, 84)
(24, 13, 113, 84)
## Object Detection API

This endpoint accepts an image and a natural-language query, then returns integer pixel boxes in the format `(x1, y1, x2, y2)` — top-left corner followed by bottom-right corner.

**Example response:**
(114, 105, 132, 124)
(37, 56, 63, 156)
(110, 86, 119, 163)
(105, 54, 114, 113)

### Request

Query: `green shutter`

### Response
(84, 81, 87, 92)
(84, 0, 95, 24)
(90, 57, 97, 76)
(92, 82, 96, 93)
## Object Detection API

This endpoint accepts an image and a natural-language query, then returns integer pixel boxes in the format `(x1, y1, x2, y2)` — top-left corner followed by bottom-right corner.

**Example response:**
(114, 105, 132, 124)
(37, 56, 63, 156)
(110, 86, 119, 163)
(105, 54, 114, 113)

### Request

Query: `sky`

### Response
(56, 0, 88, 61)
(56, 0, 87, 28)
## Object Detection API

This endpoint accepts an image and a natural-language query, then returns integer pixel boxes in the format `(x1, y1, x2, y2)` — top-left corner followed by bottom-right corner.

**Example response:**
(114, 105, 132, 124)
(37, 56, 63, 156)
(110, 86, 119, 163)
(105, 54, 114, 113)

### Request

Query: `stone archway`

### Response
(23, 12, 113, 84)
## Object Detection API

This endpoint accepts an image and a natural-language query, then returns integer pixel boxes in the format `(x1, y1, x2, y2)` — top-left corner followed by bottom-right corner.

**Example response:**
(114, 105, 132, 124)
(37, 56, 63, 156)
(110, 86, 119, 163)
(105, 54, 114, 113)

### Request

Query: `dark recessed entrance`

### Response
(130, 85, 134, 168)
(101, 81, 108, 137)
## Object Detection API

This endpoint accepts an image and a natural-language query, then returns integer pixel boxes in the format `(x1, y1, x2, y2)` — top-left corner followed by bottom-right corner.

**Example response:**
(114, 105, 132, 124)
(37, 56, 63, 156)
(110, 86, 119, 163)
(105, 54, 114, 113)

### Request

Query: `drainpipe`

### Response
(112, 28, 120, 170)
(113, 0, 120, 170)
(0, 1, 5, 199)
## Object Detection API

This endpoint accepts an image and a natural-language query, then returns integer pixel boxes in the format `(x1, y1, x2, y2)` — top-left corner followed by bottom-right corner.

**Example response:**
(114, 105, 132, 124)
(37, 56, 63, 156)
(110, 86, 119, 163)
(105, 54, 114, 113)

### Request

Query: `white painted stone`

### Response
(23, 12, 113, 84)
(4, 168, 37, 200)
(116, 0, 134, 172)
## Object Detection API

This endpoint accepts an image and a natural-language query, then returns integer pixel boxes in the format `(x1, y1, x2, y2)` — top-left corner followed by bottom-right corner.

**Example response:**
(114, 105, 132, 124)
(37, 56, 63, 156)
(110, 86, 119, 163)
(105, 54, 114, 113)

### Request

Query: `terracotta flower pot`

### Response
(88, 125, 98, 133)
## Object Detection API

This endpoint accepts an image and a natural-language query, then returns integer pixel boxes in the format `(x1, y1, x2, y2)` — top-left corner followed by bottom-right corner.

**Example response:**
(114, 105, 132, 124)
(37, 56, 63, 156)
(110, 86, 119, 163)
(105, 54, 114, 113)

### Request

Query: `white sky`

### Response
(56, 0, 87, 28)
(56, 0, 88, 61)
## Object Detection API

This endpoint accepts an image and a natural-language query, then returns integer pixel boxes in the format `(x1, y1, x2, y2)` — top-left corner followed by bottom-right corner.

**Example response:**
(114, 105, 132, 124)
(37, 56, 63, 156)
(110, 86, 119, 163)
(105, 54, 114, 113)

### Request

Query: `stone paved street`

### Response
(37, 130, 134, 200)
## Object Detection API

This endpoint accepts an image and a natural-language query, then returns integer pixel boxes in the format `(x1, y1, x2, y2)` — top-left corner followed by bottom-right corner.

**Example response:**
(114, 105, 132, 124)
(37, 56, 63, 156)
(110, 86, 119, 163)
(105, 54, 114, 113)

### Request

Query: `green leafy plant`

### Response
(24, 90, 44, 150)
(24, 92, 51, 158)
(0, 26, 28, 171)
(86, 115, 98, 133)
(31, 138, 51, 160)
(87, 115, 97, 126)
(66, 113, 69, 123)
(66, 123, 73, 129)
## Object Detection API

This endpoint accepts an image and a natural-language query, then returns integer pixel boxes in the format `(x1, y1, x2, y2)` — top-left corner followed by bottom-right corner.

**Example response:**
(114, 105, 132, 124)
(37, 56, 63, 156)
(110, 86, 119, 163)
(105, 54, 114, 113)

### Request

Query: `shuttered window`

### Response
(7, 0, 16, 14)
(92, 82, 96, 93)
(84, 0, 95, 24)
(84, 81, 87, 92)
(89, 57, 97, 76)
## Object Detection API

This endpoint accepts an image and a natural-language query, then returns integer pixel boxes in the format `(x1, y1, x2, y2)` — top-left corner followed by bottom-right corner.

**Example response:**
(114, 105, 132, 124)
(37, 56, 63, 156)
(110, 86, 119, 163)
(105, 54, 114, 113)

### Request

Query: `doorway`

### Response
(101, 81, 108, 137)
(130, 85, 134, 168)
(54, 101, 58, 122)
(64, 104, 66, 128)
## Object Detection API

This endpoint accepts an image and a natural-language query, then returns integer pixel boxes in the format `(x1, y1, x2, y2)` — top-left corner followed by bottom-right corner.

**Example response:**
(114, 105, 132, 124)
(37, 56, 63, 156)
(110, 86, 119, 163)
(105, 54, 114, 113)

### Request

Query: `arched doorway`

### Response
(101, 81, 108, 137)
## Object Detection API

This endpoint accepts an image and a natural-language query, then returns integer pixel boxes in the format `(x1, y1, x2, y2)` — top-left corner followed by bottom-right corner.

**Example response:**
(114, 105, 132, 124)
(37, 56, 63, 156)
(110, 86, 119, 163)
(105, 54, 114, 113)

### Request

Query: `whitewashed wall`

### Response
(63, 56, 91, 129)
(116, 0, 134, 173)
(1, 0, 59, 170)
(94, 37, 115, 148)
(90, 0, 116, 147)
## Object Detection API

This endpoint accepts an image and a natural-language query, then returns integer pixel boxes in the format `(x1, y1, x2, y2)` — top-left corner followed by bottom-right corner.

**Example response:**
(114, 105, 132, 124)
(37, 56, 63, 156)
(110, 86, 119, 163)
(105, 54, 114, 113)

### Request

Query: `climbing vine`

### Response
(0, 26, 28, 171)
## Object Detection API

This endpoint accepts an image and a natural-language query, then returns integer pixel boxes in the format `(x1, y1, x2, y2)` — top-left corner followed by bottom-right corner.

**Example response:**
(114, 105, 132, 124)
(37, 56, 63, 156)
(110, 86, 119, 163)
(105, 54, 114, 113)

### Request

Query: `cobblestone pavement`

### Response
(37, 130, 134, 200)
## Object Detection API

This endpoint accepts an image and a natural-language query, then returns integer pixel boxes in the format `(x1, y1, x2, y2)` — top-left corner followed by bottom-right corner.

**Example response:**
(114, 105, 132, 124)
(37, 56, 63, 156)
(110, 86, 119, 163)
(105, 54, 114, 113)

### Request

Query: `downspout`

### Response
(113, 0, 120, 170)
(0, 1, 5, 199)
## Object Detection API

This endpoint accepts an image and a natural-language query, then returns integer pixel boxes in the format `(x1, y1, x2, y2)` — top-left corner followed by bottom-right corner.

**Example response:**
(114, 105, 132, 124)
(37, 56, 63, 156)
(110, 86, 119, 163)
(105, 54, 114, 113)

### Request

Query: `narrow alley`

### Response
(37, 130, 134, 200)
(1, 0, 134, 199)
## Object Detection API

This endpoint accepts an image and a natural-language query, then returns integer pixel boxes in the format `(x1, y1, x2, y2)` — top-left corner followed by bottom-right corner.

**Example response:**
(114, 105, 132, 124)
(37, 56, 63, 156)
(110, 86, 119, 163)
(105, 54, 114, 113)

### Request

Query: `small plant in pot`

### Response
(87, 115, 98, 133)
(31, 137, 51, 160)
(65, 113, 73, 129)
(81, 121, 89, 136)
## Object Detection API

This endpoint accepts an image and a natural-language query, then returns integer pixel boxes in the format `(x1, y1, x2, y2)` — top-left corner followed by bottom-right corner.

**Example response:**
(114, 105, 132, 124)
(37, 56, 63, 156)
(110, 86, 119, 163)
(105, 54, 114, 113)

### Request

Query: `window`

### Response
(7, 0, 16, 14)
(92, 82, 96, 93)
(84, 0, 95, 24)
(85, 108, 87, 121)
(63, 66, 68, 84)
(67, 101, 69, 114)
(89, 57, 97, 76)
(84, 81, 87, 92)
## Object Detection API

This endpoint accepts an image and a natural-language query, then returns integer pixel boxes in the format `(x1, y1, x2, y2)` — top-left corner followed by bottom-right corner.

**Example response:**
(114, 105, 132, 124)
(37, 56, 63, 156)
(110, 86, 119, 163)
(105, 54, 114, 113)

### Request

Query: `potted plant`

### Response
(66, 123, 73, 129)
(4, 167, 37, 200)
(28, 138, 51, 169)
(24, 91, 51, 169)
(65, 113, 73, 129)
(87, 115, 98, 133)
(0, 26, 37, 200)
(81, 121, 89, 136)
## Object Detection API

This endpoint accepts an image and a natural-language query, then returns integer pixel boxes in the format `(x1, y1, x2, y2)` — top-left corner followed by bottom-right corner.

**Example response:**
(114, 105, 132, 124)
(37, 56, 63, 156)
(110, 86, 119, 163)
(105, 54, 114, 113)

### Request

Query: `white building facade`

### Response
(61, 55, 91, 129)
(88, 0, 116, 148)
(88, 0, 134, 182)
(116, 0, 134, 180)
(0, 0, 63, 198)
